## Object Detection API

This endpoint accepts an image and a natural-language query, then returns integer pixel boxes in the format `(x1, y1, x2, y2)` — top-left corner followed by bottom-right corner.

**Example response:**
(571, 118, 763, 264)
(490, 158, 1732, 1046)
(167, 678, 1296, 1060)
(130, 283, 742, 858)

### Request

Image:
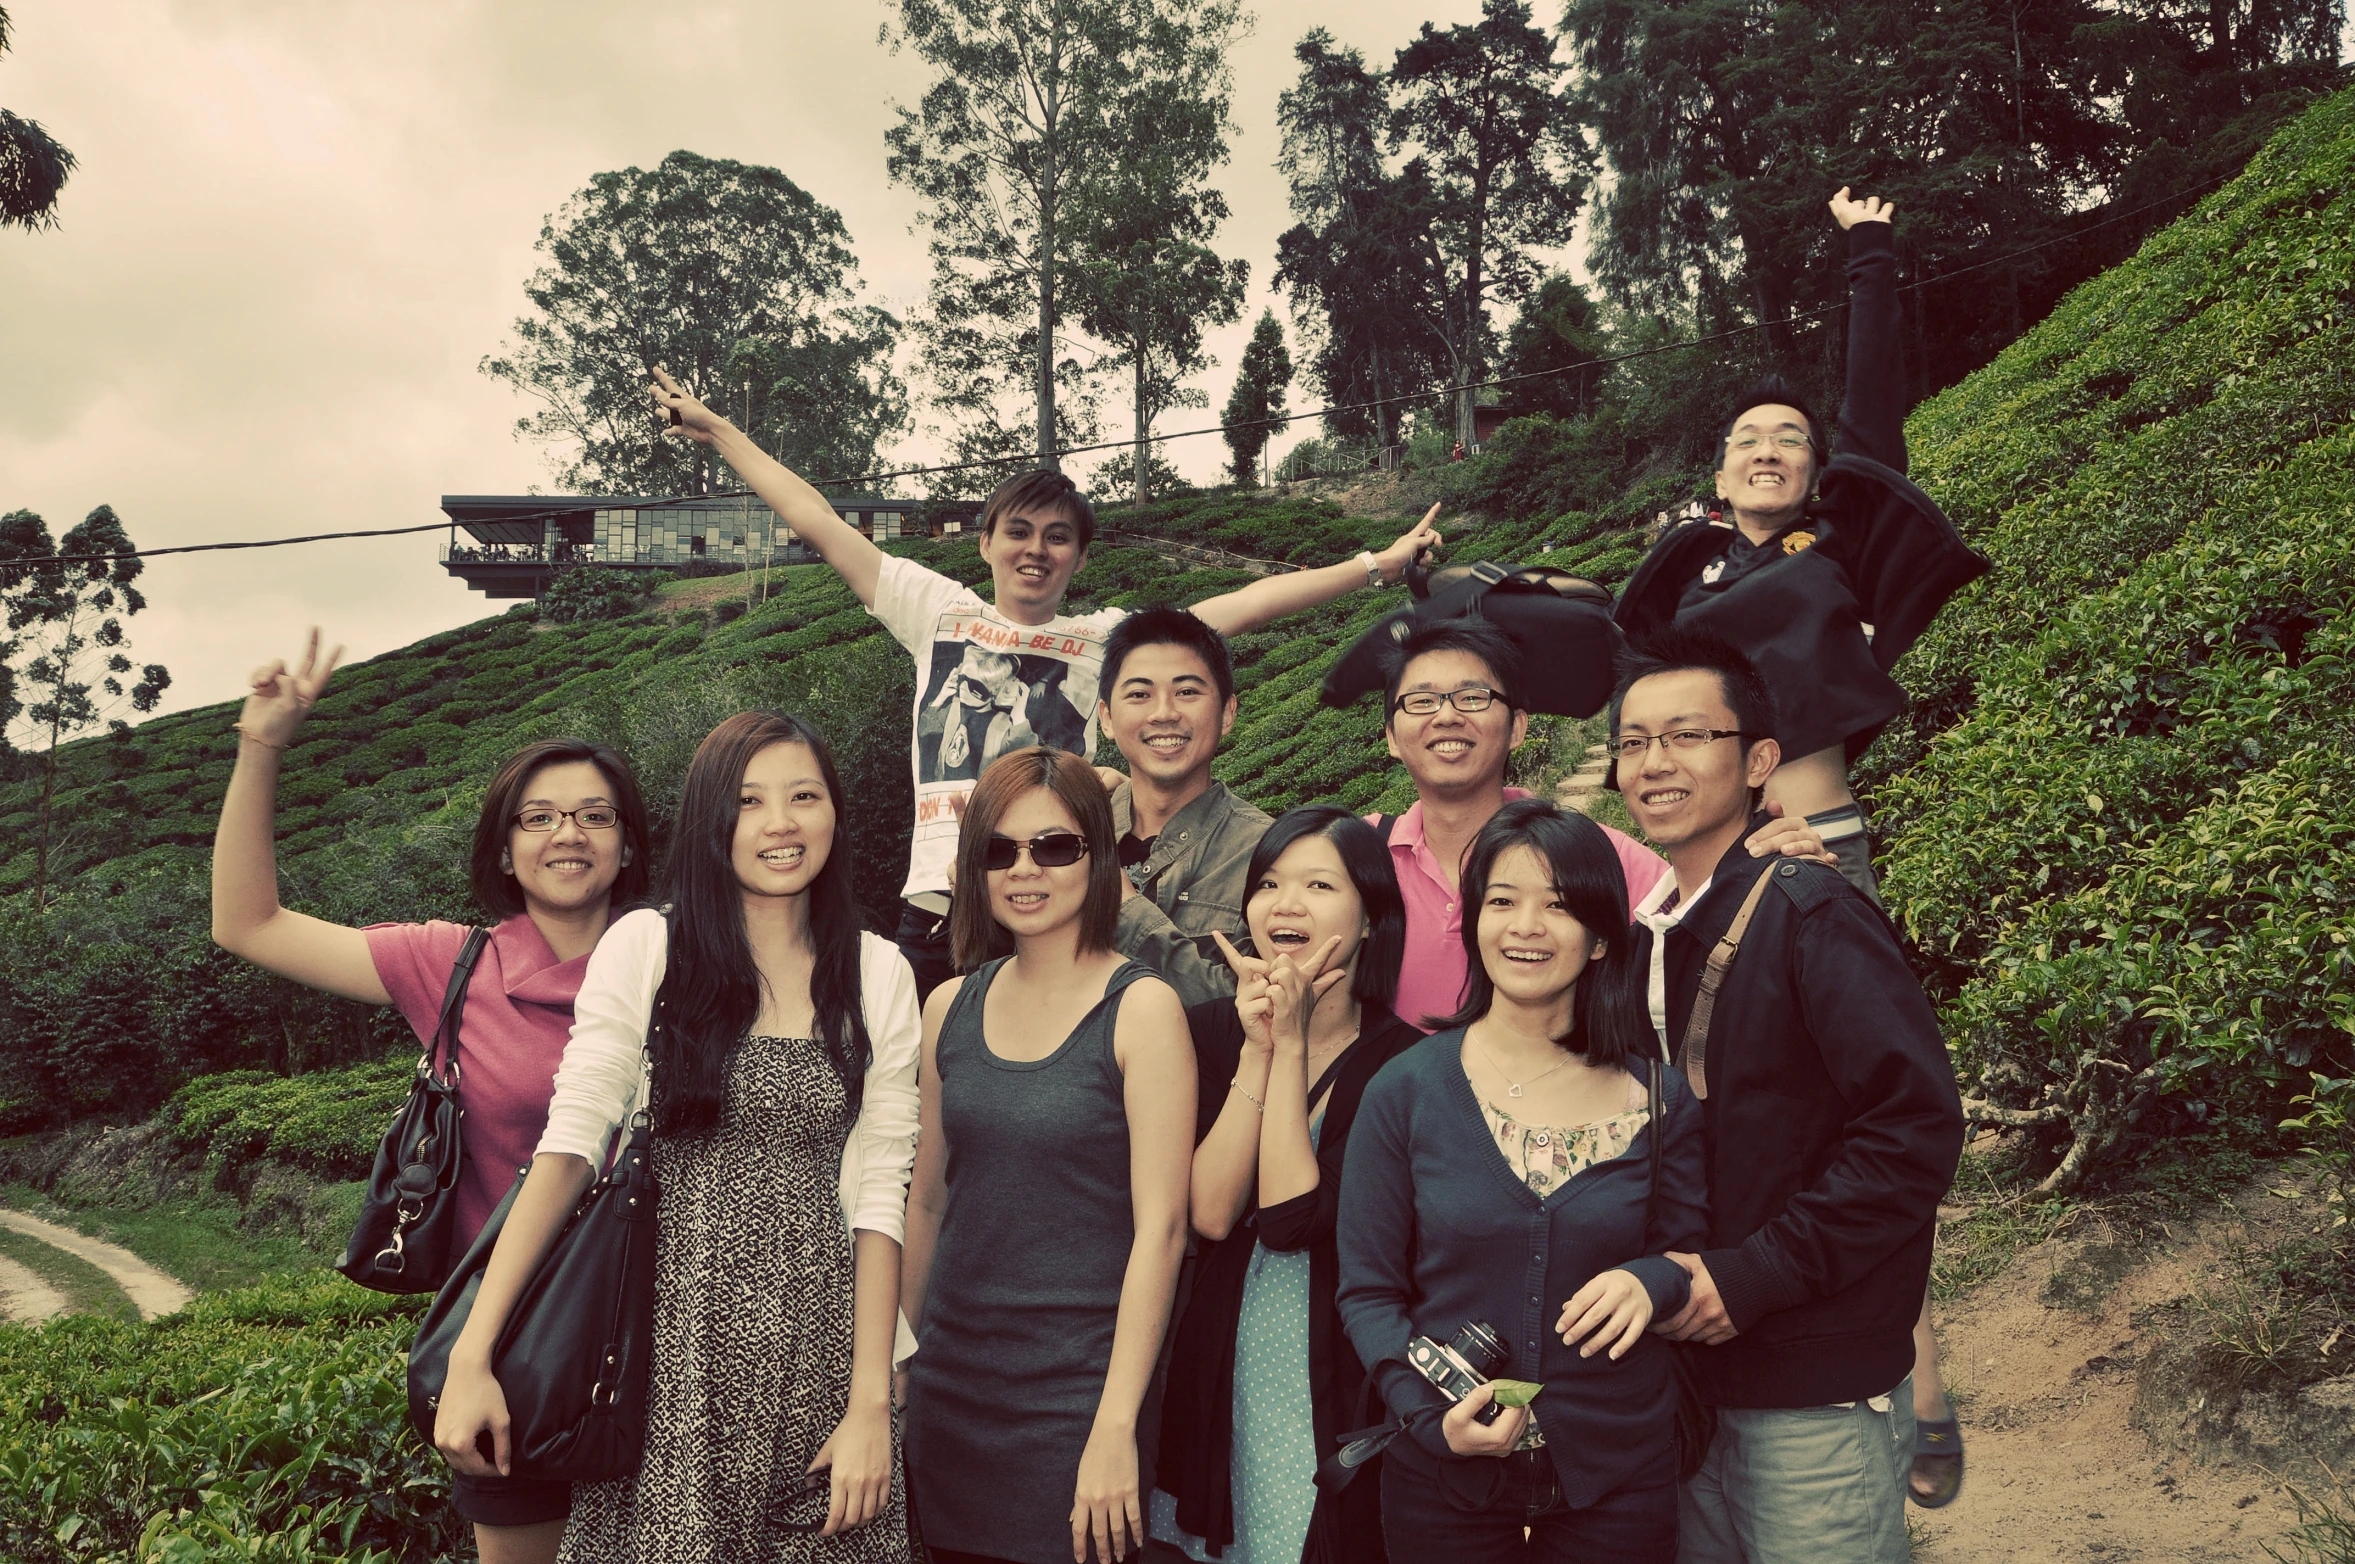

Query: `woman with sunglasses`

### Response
(433, 711, 920, 1562)
(901, 747, 1194, 1564)
(212, 630, 652, 1564)
(1153, 806, 1422, 1564)
(1336, 799, 1708, 1562)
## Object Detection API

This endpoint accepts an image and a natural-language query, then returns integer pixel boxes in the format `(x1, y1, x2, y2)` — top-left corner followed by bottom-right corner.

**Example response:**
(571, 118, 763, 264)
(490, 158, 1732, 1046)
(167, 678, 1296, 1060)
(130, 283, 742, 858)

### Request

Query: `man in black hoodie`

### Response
(1609, 629, 1962, 1563)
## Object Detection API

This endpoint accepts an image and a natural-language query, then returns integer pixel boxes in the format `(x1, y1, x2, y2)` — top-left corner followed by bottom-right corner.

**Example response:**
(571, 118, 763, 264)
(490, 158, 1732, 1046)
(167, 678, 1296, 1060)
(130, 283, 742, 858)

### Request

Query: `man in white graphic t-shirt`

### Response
(652, 368, 1440, 999)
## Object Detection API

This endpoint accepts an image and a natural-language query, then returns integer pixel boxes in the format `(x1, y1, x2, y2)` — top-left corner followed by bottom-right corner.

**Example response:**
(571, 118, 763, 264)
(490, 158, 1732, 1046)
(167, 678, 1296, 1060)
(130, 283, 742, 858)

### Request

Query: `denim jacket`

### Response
(1110, 779, 1270, 1008)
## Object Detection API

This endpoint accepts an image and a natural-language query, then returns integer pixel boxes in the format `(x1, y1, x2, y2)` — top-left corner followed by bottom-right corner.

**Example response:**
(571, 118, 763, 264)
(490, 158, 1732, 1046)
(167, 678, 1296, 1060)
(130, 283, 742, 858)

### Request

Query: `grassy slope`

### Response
(1861, 87, 2355, 1184)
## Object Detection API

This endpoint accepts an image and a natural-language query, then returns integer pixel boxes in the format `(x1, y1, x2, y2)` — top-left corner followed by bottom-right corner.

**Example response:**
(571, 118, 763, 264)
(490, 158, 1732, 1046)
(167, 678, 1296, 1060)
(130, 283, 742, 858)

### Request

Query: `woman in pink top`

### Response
(211, 629, 652, 1564)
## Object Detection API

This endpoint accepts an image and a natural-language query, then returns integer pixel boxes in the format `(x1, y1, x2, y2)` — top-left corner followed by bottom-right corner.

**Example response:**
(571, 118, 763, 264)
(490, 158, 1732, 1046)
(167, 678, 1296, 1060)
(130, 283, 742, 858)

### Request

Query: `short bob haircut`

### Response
(1380, 617, 1523, 719)
(1242, 805, 1406, 1012)
(980, 468, 1099, 551)
(1101, 605, 1237, 706)
(1602, 626, 1778, 796)
(951, 746, 1123, 971)
(468, 738, 652, 919)
(1432, 797, 1652, 1074)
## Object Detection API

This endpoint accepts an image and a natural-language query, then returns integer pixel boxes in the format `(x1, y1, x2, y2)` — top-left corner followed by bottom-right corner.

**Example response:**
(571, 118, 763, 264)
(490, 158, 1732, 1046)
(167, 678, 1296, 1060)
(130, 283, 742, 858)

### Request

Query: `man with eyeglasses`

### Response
(1615, 187, 1988, 908)
(1609, 628, 1961, 1564)
(1365, 619, 1824, 1031)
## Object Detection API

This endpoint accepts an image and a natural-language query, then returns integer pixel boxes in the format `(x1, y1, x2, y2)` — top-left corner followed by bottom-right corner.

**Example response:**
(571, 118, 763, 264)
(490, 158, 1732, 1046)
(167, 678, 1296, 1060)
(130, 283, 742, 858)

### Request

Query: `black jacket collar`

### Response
(1672, 811, 1783, 951)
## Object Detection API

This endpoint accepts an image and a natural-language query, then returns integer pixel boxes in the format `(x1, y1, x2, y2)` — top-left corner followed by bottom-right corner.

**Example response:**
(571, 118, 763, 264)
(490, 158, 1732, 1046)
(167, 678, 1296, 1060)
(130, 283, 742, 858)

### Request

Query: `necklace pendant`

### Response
(1508, 1084, 1524, 1099)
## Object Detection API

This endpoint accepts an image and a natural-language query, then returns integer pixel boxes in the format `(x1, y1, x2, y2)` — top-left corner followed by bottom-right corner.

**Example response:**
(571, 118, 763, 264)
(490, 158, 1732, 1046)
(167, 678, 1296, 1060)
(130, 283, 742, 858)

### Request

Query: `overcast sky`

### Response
(0, 0, 1546, 724)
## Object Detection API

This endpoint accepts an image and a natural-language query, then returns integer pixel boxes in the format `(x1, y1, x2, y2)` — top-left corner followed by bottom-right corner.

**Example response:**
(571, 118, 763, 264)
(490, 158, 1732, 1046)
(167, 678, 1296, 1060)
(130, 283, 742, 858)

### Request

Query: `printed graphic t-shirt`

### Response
(870, 554, 1128, 900)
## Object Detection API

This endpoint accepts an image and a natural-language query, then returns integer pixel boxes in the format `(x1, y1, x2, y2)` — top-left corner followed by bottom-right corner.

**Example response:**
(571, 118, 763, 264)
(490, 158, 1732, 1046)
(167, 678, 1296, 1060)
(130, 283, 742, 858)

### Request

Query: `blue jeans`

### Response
(1382, 1447, 1677, 1563)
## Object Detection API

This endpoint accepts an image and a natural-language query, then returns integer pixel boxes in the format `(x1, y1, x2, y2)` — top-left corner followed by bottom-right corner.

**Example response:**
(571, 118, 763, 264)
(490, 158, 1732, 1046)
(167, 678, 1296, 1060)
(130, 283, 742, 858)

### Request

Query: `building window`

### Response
(690, 536, 707, 557)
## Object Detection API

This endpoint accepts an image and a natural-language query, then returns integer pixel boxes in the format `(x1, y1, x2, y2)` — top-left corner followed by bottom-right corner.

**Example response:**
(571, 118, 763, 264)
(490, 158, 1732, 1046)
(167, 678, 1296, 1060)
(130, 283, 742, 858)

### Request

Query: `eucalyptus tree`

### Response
(0, 7, 74, 231)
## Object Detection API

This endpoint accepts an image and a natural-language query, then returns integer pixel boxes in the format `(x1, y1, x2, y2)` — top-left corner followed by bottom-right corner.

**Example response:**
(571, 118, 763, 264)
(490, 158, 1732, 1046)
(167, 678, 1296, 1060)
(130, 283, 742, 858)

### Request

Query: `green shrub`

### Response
(536, 565, 671, 625)
(0, 1273, 455, 1563)
(165, 1057, 416, 1188)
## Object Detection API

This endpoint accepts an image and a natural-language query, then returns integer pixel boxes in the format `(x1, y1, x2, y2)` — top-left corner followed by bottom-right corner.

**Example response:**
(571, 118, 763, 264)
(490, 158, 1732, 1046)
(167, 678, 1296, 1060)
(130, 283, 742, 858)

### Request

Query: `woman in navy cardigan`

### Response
(1337, 798, 1708, 1561)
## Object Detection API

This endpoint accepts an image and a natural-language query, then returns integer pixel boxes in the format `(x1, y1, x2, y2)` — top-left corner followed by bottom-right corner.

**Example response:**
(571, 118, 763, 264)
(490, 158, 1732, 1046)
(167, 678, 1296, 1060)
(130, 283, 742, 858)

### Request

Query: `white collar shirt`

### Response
(1634, 871, 1713, 1057)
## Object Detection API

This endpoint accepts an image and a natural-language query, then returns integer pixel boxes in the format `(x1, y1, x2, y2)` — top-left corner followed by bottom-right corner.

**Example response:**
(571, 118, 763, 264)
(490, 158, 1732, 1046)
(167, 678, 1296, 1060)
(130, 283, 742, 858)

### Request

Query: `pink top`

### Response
(1371, 789, 1670, 1030)
(365, 915, 593, 1250)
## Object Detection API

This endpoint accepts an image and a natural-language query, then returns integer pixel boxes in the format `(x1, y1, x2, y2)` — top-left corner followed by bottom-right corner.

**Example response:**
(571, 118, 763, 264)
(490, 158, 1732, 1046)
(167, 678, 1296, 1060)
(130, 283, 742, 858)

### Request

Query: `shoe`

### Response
(1908, 1413, 1964, 1508)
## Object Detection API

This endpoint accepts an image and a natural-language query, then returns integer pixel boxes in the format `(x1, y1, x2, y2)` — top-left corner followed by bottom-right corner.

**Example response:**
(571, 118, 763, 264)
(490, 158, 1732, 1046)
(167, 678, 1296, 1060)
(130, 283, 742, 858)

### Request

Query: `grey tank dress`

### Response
(558, 1033, 909, 1564)
(906, 958, 1159, 1564)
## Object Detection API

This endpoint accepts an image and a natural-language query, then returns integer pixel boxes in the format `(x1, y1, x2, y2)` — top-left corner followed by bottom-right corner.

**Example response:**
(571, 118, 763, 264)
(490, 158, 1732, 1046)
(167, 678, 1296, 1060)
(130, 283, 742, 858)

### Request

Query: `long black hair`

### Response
(1242, 805, 1407, 1012)
(654, 711, 871, 1136)
(1433, 797, 1652, 1073)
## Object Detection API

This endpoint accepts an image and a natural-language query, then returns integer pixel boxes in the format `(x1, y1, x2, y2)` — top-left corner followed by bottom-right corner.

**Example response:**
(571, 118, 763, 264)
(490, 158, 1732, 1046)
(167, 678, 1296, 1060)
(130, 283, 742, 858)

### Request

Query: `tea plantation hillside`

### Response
(0, 495, 1638, 1130)
(1862, 86, 2355, 1192)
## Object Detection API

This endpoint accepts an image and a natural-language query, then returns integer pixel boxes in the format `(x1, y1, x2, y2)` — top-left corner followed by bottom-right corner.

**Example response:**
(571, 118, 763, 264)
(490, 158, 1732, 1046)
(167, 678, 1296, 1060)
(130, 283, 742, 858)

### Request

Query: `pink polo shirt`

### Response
(365, 914, 594, 1250)
(1371, 789, 1670, 1030)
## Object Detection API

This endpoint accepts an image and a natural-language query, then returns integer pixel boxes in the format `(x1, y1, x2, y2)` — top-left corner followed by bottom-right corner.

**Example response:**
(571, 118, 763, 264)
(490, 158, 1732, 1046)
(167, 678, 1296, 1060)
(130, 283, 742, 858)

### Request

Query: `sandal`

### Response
(1908, 1413, 1964, 1508)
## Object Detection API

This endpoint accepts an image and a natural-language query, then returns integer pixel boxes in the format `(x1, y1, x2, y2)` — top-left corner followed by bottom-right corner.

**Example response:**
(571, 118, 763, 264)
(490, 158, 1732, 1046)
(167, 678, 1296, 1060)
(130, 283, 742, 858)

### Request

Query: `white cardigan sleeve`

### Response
(535, 906, 666, 1163)
(841, 933, 922, 1242)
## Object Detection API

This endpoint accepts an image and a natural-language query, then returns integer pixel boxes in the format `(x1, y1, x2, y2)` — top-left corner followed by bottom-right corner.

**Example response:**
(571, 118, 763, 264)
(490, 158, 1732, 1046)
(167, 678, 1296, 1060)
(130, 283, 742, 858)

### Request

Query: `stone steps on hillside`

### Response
(1555, 744, 1613, 817)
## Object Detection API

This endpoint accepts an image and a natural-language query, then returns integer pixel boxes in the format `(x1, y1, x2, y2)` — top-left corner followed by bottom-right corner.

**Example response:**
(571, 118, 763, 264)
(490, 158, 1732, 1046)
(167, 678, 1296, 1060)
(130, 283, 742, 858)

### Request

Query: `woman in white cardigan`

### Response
(434, 712, 921, 1563)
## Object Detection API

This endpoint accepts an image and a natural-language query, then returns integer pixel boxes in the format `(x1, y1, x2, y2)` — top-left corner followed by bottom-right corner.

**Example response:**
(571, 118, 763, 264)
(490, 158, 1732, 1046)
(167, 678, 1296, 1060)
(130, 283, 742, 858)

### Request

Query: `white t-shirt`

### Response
(1634, 871, 1712, 1053)
(868, 554, 1128, 900)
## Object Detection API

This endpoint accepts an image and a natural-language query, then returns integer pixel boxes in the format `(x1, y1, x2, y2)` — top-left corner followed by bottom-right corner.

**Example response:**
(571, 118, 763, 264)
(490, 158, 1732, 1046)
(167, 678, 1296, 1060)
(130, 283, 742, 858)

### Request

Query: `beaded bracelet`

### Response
(233, 724, 286, 751)
(1230, 1076, 1266, 1112)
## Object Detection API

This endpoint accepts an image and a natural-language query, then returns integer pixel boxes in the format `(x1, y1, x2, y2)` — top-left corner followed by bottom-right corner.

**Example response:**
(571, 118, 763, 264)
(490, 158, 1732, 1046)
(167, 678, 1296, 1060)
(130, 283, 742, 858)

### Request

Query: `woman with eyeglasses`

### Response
(901, 746, 1195, 1564)
(1336, 798, 1708, 1563)
(1152, 806, 1422, 1564)
(211, 630, 653, 1564)
(434, 710, 921, 1562)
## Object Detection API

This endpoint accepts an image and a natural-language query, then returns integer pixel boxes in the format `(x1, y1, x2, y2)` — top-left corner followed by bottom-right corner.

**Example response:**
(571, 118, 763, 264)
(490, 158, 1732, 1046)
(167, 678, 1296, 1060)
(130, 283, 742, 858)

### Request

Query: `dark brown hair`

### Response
(655, 711, 871, 1136)
(979, 468, 1098, 550)
(950, 746, 1121, 971)
(468, 738, 651, 919)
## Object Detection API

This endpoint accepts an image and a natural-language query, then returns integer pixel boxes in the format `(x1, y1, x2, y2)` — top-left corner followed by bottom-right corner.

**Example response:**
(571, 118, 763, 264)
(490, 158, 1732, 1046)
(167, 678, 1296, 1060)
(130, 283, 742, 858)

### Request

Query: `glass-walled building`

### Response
(438, 493, 977, 600)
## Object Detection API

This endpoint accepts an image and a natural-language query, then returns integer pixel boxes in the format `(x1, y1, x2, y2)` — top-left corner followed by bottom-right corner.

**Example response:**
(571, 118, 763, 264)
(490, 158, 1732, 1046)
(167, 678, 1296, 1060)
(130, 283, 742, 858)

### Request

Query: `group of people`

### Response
(208, 190, 1975, 1564)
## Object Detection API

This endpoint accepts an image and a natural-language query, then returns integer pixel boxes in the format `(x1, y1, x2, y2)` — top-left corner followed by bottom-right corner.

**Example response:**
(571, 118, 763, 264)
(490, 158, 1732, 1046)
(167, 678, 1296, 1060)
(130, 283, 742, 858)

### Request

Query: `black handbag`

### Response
(1319, 557, 1625, 719)
(337, 927, 489, 1293)
(1644, 1056, 1719, 1477)
(405, 1000, 663, 1483)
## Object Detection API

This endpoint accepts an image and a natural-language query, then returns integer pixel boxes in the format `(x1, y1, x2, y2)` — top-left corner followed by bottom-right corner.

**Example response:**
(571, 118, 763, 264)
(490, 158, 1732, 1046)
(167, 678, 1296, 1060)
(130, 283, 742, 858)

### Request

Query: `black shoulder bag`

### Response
(405, 993, 663, 1482)
(338, 927, 488, 1293)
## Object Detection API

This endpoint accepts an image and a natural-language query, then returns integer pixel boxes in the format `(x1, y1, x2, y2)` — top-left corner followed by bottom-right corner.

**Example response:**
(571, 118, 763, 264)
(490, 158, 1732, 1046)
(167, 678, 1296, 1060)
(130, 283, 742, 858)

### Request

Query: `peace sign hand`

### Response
(240, 627, 343, 750)
(1828, 186, 1896, 230)
(1210, 929, 1276, 1056)
(1264, 935, 1348, 1057)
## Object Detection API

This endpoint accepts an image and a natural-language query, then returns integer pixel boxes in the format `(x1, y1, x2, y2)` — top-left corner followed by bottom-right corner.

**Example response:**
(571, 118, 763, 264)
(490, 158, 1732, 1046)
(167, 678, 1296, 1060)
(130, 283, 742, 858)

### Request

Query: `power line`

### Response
(20, 171, 2240, 568)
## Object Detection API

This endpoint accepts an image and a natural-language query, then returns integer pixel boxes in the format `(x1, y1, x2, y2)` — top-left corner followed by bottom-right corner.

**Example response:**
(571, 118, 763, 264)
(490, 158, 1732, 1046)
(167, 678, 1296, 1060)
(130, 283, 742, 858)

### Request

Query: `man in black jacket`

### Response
(1609, 629, 1963, 1563)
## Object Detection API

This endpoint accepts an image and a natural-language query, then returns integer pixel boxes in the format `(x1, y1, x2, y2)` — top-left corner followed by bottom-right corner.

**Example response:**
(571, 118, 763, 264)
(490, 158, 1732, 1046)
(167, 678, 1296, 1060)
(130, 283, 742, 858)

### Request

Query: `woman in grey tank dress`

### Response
(901, 748, 1195, 1564)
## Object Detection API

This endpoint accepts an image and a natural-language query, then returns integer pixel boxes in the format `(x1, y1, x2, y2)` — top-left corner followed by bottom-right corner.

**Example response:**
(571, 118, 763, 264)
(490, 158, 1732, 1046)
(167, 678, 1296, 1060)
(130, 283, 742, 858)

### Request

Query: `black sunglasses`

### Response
(982, 831, 1091, 872)
(774, 1467, 836, 1535)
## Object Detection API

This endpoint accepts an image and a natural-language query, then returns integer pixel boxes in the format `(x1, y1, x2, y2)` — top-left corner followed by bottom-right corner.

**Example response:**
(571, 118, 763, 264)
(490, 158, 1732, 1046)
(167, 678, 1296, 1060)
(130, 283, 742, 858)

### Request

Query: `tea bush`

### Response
(0, 1273, 454, 1563)
(164, 1057, 416, 1188)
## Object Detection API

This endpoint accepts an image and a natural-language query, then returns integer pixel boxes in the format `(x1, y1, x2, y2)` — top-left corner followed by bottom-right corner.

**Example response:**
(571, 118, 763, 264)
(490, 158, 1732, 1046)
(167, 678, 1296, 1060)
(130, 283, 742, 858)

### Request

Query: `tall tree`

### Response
(1500, 273, 1612, 420)
(1390, 0, 1585, 447)
(1069, 25, 1247, 503)
(885, 0, 1239, 478)
(1272, 29, 1447, 449)
(1221, 309, 1294, 485)
(0, 6, 74, 230)
(2, 507, 169, 909)
(481, 150, 903, 496)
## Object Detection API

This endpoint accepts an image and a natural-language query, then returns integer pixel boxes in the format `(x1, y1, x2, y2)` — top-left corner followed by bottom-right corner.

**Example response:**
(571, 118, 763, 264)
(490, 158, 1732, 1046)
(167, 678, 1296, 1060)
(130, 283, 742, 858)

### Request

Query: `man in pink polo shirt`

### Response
(1367, 618, 1826, 1029)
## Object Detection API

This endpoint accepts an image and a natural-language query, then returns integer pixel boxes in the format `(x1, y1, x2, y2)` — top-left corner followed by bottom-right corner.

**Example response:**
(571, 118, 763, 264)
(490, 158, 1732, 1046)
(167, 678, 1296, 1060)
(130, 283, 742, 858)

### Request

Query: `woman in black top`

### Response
(1337, 799, 1709, 1563)
(1155, 807, 1420, 1564)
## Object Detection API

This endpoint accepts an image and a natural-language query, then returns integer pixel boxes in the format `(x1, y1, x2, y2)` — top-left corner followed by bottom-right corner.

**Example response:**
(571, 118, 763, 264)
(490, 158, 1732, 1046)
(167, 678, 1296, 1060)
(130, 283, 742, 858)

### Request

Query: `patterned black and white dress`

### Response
(559, 1033, 910, 1564)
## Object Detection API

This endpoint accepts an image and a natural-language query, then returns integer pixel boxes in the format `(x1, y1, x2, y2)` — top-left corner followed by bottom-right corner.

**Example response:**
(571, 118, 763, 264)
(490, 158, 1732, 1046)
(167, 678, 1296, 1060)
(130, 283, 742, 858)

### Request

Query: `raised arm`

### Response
(649, 366, 888, 608)
(210, 629, 389, 1006)
(1828, 188, 1906, 471)
(1188, 942, 1274, 1240)
(1188, 506, 1441, 637)
(1074, 975, 1196, 1564)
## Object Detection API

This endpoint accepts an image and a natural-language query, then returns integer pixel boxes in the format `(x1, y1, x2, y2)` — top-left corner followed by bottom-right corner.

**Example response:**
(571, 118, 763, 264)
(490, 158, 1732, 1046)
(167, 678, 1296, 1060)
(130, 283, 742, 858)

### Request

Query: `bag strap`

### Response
(1375, 814, 1397, 846)
(1673, 872, 1777, 1100)
(426, 928, 491, 1086)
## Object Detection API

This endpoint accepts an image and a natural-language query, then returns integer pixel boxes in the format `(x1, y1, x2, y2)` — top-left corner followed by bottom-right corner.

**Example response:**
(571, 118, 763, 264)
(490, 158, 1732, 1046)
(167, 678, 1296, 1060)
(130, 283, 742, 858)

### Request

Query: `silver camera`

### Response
(1407, 1319, 1508, 1426)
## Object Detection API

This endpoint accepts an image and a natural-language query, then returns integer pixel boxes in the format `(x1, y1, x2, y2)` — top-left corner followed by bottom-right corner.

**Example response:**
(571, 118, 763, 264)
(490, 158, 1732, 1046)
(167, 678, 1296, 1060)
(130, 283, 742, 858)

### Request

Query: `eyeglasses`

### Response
(983, 831, 1091, 871)
(773, 1468, 835, 1535)
(1725, 433, 1812, 454)
(513, 806, 622, 832)
(1611, 729, 1749, 762)
(1390, 686, 1507, 718)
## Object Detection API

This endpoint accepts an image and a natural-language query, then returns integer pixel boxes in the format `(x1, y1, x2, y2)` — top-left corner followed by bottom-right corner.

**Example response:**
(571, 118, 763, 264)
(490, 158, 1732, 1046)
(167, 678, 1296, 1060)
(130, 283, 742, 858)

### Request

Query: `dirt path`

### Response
(0, 1251, 68, 1322)
(1911, 1189, 2320, 1562)
(0, 1209, 190, 1320)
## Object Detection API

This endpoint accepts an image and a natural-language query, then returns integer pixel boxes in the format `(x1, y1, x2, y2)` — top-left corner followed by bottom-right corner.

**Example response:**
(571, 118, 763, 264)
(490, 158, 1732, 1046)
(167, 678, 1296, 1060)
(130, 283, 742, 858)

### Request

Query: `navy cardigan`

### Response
(1336, 1030, 1710, 1508)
